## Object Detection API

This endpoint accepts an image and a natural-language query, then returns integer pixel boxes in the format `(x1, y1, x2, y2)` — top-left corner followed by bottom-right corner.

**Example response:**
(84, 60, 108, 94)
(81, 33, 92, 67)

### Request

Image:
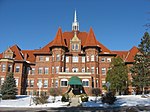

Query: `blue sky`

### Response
(0, 0, 150, 52)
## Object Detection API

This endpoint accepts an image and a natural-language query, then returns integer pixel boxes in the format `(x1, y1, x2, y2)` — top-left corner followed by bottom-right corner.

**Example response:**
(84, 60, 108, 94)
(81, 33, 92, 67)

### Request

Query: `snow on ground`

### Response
(82, 95, 150, 107)
(0, 95, 69, 107)
(0, 95, 150, 108)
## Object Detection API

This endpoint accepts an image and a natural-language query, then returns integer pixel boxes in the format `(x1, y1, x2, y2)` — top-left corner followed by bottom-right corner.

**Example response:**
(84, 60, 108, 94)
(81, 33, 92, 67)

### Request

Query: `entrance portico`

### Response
(68, 76, 84, 95)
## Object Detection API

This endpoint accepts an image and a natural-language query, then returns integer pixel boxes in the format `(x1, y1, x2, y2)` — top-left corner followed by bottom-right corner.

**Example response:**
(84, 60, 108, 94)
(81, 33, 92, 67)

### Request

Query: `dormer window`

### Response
(72, 44, 74, 50)
(72, 44, 79, 50)
(75, 44, 78, 50)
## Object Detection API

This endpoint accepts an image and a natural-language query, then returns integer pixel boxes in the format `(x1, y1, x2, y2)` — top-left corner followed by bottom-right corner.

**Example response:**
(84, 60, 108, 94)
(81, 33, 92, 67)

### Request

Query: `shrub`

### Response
(61, 93, 69, 102)
(2, 95, 16, 100)
(80, 94, 89, 102)
(33, 94, 49, 105)
(101, 92, 116, 104)
(92, 88, 101, 102)
(49, 87, 62, 103)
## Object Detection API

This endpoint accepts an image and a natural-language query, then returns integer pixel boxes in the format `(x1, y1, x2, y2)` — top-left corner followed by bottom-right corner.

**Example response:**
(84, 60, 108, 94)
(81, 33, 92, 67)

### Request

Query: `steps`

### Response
(70, 96, 80, 107)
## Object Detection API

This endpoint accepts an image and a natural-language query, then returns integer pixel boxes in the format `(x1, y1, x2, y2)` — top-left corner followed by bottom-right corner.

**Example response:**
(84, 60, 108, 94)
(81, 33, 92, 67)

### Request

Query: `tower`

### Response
(72, 10, 79, 31)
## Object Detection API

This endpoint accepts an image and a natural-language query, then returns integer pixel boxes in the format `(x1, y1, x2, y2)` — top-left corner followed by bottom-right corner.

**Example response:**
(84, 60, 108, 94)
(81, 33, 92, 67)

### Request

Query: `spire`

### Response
(51, 27, 67, 48)
(84, 27, 99, 48)
(74, 10, 77, 22)
(72, 10, 79, 31)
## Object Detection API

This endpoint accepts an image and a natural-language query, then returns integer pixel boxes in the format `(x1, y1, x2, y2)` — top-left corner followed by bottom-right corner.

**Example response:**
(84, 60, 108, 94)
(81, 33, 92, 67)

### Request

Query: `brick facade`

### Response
(0, 12, 139, 95)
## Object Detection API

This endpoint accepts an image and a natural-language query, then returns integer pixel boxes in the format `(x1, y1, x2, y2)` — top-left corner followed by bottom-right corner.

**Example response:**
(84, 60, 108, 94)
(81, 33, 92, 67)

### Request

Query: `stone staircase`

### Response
(70, 95, 80, 107)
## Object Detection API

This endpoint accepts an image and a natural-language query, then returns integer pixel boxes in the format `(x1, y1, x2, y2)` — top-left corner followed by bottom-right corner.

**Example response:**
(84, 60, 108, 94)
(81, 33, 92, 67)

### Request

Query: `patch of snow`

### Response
(0, 95, 150, 108)
(82, 95, 150, 107)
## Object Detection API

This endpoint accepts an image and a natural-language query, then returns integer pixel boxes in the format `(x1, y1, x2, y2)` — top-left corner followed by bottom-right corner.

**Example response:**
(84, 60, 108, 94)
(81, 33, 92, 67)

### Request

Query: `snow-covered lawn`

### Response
(82, 95, 150, 107)
(0, 95, 150, 108)
(0, 95, 69, 107)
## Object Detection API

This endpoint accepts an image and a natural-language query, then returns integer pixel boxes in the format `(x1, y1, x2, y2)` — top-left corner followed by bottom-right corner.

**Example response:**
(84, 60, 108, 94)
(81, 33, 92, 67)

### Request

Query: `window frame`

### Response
(82, 79, 89, 87)
(60, 79, 68, 87)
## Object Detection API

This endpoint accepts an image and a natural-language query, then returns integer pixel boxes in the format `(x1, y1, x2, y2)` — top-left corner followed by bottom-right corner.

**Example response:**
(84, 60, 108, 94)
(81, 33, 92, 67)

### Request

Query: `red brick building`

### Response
(0, 11, 139, 95)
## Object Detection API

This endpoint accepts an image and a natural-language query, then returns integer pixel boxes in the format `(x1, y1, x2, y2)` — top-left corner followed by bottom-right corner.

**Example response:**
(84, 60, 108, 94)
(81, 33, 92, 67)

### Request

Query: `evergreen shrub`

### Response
(101, 92, 116, 104)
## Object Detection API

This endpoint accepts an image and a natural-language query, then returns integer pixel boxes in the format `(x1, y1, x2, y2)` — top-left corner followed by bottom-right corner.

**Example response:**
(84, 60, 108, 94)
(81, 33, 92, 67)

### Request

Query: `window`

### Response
(102, 68, 106, 75)
(72, 44, 74, 50)
(61, 67, 63, 72)
(31, 68, 35, 75)
(52, 67, 54, 74)
(38, 67, 43, 74)
(56, 54, 60, 61)
(82, 56, 85, 63)
(96, 79, 98, 87)
(37, 79, 42, 87)
(65, 67, 69, 72)
(107, 58, 111, 62)
(1, 64, 6, 72)
(96, 55, 98, 62)
(27, 67, 30, 74)
(52, 55, 54, 61)
(87, 67, 89, 72)
(72, 67, 78, 72)
(82, 67, 85, 73)
(101, 58, 105, 62)
(15, 78, 19, 87)
(8, 65, 12, 72)
(56, 66, 59, 73)
(45, 57, 49, 61)
(0, 77, 4, 85)
(55, 80, 58, 87)
(44, 67, 49, 74)
(91, 67, 95, 74)
(96, 67, 99, 74)
(72, 44, 79, 50)
(30, 80, 34, 87)
(39, 56, 44, 61)
(75, 44, 78, 50)
(82, 79, 89, 87)
(66, 56, 69, 63)
(44, 79, 48, 88)
(28, 91, 33, 95)
(61, 79, 68, 87)
(86, 56, 89, 62)
(62, 55, 64, 61)
(15, 66, 20, 72)
(91, 55, 94, 61)
(102, 80, 106, 86)
(72, 56, 78, 62)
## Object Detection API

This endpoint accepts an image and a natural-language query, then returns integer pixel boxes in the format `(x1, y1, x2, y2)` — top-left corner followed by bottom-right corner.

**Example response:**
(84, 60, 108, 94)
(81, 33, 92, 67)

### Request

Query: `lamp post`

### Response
(37, 82, 43, 97)
(106, 82, 111, 92)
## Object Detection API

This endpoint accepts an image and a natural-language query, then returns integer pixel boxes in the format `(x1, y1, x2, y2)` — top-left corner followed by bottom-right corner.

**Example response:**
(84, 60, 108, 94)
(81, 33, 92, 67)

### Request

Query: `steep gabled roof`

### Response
(22, 50, 36, 63)
(84, 28, 98, 47)
(112, 50, 128, 61)
(112, 46, 139, 62)
(97, 41, 112, 54)
(10, 45, 24, 60)
(125, 46, 139, 62)
(50, 28, 67, 48)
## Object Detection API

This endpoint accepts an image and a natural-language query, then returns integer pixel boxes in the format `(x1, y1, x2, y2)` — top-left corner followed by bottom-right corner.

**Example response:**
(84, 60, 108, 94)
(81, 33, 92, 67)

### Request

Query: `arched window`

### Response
(75, 44, 78, 50)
